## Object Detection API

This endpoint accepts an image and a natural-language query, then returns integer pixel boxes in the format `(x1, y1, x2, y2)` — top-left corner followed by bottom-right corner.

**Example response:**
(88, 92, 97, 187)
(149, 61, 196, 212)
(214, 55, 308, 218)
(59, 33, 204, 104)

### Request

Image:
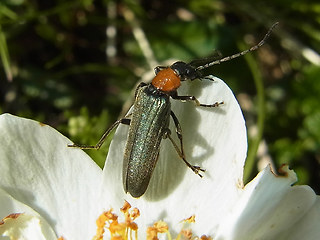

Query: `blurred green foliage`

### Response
(0, 0, 319, 192)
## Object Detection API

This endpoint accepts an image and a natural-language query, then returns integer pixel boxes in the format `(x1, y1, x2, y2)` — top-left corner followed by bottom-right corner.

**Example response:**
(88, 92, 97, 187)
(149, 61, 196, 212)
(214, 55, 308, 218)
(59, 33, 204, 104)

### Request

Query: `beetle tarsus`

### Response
(191, 165, 205, 178)
(199, 101, 224, 108)
(67, 143, 100, 149)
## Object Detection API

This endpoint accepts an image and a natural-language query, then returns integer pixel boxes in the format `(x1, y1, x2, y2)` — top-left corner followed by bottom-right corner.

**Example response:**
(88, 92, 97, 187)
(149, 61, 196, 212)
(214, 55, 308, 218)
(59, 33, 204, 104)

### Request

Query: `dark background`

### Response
(0, 0, 319, 193)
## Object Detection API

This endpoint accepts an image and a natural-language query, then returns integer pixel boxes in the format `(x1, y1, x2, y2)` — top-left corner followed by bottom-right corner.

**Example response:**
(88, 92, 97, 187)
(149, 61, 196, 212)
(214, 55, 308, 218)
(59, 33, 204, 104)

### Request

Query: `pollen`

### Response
(92, 201, 212, 240)
(92, 201, 139, 240)
(146, 221, 169, 240)
(182, 215, 196, 223)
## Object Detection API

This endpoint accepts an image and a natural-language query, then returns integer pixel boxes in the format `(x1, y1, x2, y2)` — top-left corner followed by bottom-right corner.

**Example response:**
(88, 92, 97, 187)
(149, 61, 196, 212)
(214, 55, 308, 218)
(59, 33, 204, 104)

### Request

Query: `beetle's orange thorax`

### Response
(152, 68, 181, 92)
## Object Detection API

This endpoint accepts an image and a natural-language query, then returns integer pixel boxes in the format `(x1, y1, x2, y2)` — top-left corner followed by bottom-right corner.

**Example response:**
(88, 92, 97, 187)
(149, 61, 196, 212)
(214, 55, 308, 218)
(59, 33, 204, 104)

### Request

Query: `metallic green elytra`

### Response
(68, 23, 278, 198)
(123, 84, 171, 197)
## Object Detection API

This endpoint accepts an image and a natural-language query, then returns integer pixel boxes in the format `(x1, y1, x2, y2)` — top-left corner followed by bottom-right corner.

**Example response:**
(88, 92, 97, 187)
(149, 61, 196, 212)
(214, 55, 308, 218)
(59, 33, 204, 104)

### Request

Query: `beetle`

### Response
(68, 23, 278, 198)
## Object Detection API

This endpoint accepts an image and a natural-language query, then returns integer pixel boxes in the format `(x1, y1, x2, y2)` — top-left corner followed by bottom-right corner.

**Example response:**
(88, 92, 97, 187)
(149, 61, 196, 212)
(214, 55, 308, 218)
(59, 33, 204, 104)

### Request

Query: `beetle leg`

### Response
(167, 111, 205, 177)
(171, 93, 224, 108)
(200, 74, 216, 81)
(68, 115, 131, 150)
(154, 66, 167, 75)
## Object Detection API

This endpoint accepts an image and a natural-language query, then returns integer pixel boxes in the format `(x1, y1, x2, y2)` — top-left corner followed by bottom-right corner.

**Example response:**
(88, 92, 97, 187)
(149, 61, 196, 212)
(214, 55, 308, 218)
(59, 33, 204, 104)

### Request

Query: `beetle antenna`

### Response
(195, 22, 279, 71)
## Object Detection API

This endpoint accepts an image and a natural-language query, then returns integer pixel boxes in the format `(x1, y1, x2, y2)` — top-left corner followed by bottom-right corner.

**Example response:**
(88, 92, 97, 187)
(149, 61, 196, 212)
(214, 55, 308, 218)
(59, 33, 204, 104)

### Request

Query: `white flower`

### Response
(0, 114, 102, 239)
(0, 78, 319, 239)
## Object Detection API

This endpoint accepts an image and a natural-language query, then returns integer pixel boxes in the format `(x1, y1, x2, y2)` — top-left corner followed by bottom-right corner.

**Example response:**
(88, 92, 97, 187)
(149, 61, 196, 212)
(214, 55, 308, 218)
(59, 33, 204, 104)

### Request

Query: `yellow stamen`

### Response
(92, 201, 212, 240)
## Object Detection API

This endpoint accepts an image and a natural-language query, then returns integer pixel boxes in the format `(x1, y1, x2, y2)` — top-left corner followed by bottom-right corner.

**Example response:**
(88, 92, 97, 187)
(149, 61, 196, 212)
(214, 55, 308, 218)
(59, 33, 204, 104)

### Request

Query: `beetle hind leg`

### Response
(166, 111, 205, 177)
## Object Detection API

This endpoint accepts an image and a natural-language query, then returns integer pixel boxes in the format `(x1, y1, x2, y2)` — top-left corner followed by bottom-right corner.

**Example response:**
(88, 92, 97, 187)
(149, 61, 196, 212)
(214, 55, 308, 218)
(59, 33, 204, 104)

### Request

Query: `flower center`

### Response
(92, 201, 212, 240)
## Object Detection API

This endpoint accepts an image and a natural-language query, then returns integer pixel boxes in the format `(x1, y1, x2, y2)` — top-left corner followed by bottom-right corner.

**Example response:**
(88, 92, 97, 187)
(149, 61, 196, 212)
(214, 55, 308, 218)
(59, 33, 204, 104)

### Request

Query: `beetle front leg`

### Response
(68, 117, 131, 150)
(171, 93, 224, 107)
(154, 66, 167, 75)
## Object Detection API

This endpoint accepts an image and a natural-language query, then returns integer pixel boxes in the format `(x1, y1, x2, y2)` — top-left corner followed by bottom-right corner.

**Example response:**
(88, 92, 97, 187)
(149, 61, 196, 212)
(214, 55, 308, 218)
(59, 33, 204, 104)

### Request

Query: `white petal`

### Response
(215, 165, 318, 240)
(0, 188, 57, 239)
(279, 196, 320, 240)
(101, 77, 247, 236)
(0, 114, 103, 239)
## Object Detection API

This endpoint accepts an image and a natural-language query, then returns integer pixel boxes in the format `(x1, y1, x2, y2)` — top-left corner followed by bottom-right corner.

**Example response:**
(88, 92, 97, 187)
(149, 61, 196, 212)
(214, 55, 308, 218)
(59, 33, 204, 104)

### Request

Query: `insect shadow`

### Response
(143, 79, 226, 201)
